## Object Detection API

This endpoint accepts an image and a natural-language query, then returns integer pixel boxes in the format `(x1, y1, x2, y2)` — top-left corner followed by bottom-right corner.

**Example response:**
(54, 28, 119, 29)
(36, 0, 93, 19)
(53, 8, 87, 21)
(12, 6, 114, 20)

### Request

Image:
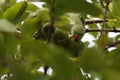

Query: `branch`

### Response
(99, 0, 105, 8)
(85, 28, 120, 33)
(103, 0, 110, 20)
(47, 0, 56, 43)
(85, 19, 108, 24)
(45, 0, 56, 75)
(86, 74, 91, 80)
(103, 0, 111, 19)
(105, 40, 120, 50)
(99, 0, 111, 29)
(44, 65, 49, 75)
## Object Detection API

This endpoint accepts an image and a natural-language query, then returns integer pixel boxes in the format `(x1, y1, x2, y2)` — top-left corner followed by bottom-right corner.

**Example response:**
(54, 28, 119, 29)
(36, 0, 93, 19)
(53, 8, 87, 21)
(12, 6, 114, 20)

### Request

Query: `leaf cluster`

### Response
(0, 0, 120, 80)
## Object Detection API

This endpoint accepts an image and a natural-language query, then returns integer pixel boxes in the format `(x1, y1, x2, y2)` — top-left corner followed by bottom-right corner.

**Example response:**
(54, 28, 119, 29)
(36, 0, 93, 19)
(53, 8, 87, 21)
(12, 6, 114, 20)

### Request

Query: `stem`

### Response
(44, 0, 56, 75)
(47, 0, 55, 43)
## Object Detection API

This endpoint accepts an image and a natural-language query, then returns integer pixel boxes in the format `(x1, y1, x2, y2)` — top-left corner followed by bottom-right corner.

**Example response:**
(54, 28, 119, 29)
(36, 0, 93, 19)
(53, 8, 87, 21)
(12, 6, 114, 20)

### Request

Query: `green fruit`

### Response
(66, 39, 84, 57)
(42, 22, 55, 37)
(52, 29, 68, 46)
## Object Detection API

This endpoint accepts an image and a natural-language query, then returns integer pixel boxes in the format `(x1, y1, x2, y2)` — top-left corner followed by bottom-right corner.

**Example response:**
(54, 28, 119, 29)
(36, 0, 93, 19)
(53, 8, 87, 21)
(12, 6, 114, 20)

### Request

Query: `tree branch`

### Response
(105, 40, 120, 50)
(85, 19, 108, 24)
(85, 28, 120, 33)
(44, 65, 49, 75)
(86, 74, 91, 80)
(99, 0, 111, 30)
(103, 0, 110, 20)
(47, 0, 55, 43)
(99, 0, 105, 8)
(44, 0, 56, 75)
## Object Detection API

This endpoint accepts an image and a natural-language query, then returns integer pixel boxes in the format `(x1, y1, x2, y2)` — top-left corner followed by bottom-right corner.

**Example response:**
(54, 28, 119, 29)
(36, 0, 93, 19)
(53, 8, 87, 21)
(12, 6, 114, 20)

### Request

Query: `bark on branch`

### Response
(85, 28, 120, 33)
(85, 19, 108, 24)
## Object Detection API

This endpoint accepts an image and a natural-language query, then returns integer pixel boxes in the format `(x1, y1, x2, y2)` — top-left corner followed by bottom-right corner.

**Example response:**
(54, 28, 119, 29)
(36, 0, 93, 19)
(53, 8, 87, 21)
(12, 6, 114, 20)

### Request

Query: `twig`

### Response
(99, 0, 105, 8)
(103, 0, 111, 20)
(85, 19, 108, 24)
(86, 74, 91, 80)
(85, 28, 120, 33)
(105, 40, 120, 50)
(100, 0, 111, 32)
(44, 65, 49, 75)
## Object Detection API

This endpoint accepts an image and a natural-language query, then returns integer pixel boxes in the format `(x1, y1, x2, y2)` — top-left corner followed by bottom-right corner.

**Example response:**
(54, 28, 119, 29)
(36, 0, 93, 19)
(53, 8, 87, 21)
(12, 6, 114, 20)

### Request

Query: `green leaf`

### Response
(108, 0, 120, 27)
(0, 65, 8, 76)
(21, 54, 42, 71)
(3, 1, 28, 24)
(5, 0, 16, 5)
(9, 0, 16, 5)
(27, 3, 39, 12)
(97, 33, 108, 48)
(79, 47, 105, 72)
(18, 12, 29, 22)
(0, 32, 4, 48)
(111, 54, 120, 71)
(0, 8, 4, 18)
(101, 69, 120, 80)
(50, 50, 75, 80)
(0, 19, 16, 33)
(21, 40, 75, 80)
(41, 0, 102, 16)
(12, 64, 34, 80)
(109, 49, 120, 57)
(37, 9, 50, 22)
(21, 18, 39, 39)
(31, 72, 50, 80)
(0, 33, 18, 66)
(111, 0, 120, 16)
(2, 33, 18, 55)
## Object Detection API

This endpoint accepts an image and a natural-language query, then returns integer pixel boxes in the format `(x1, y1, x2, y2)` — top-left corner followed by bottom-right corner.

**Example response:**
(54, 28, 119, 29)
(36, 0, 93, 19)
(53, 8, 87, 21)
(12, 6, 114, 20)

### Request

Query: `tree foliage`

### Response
(0, 0, 120, 80)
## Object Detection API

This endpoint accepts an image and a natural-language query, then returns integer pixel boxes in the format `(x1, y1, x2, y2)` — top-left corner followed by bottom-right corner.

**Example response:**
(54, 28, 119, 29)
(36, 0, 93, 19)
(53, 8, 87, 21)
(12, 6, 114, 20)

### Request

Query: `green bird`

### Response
(68, 13, 85, 41)
(71, 22, 85, 41)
